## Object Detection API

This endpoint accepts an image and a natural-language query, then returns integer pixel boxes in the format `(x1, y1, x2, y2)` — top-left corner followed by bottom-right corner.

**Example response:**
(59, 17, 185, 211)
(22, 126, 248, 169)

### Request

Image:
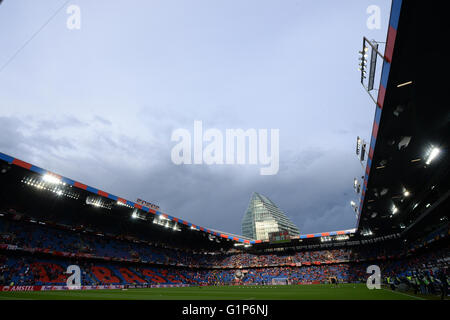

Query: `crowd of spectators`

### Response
(0, 217, 355, 268)
(1, 248, 448, 292)
(0, 214, 448, 298)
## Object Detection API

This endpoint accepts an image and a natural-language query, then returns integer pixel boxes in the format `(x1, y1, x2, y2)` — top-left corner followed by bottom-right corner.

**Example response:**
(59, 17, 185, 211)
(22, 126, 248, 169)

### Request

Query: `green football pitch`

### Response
(0, 284, 435, 300)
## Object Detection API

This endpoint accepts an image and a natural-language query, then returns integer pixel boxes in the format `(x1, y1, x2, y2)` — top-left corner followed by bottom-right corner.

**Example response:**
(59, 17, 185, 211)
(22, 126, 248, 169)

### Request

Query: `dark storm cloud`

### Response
(0, 114, 358, 235)
(0, 116, 78, 159)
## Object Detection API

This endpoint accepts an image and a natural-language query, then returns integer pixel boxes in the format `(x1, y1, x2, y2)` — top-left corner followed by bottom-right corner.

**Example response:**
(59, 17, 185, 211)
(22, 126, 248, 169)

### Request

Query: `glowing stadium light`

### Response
(22, 176, 80, 200)
(356, 137, 361, 155)
(131, 211, 138, 219)
(350, 201, 356, 206)
(335, 235, 349, 241)
(171, 222, 181, 231)
(425, 147, 440, 165)
(42, 174, 61, 184)
(397, 81, 413, 88)
(392, 205, 398, 215)
(86, 196, 113, 210)
(116, 201, 133, 209)
(403, 190, 410, 197)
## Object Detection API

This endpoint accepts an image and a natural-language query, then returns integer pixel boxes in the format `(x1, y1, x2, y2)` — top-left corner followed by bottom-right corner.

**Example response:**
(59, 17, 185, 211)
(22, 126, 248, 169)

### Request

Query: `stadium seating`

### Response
(0, 214, 448, 291)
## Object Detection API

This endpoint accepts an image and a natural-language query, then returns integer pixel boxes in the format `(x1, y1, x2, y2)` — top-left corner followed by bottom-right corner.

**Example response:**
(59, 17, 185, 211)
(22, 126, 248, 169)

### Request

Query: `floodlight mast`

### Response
(355, 136, 367, 169)
(359, 37, 386, 105)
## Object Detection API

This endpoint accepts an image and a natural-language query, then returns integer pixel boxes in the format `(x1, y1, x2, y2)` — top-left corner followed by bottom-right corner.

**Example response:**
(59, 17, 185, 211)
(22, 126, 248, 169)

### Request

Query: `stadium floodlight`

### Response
(116, 200, 132, 208)
(392, 205, 398, 215)
(360, 142, 366, 162)
(359, 37, 386, 104)
(397, 81, 413, 88)
(350, 200, 356, 206)
(356, 136, 362, 155)
(403, 190, 410, 197)
(425, 147, 440, 165)
(131, 211, 138, 219)
(42, 174, 61, 184)
(86, 196, 112, 210)
(335, 235, 349, 241)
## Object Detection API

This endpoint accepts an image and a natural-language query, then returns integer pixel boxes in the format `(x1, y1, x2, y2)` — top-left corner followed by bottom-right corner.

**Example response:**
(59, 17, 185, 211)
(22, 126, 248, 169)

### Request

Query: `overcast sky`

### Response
(0, 0, 391, 235)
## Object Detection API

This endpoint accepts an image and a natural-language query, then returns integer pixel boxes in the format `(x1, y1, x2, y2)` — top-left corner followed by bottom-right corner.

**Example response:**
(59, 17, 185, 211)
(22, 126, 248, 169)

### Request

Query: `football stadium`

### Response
(0, 0, 448, 305)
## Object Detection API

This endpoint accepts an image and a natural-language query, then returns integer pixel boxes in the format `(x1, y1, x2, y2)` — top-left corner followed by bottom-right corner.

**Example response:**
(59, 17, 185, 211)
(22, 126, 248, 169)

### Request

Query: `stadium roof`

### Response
(0, 151, 356, 245)
(357, 0, 449, 238)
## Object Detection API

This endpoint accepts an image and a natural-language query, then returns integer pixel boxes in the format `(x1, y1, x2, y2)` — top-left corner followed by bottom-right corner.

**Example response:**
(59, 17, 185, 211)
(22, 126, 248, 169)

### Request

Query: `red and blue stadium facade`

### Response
(357, 0, 402, 226)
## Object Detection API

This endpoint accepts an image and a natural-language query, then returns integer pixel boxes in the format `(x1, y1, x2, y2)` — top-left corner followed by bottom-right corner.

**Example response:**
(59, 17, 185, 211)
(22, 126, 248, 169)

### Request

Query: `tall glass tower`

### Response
(241, 192, 300, 240)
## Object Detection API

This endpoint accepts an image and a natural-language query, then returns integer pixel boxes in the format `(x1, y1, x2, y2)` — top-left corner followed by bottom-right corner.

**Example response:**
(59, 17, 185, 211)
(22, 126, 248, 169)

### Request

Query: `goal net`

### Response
(271, 278, 289, 285)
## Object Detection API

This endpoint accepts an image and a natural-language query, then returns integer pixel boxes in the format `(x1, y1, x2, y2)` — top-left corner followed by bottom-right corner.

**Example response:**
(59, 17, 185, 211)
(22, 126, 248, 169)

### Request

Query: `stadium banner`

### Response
(1, 286, 42, 292)
(136, 198, 160, 211)
(0, 284, 191, 292)
(0, 244, 19, 250)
